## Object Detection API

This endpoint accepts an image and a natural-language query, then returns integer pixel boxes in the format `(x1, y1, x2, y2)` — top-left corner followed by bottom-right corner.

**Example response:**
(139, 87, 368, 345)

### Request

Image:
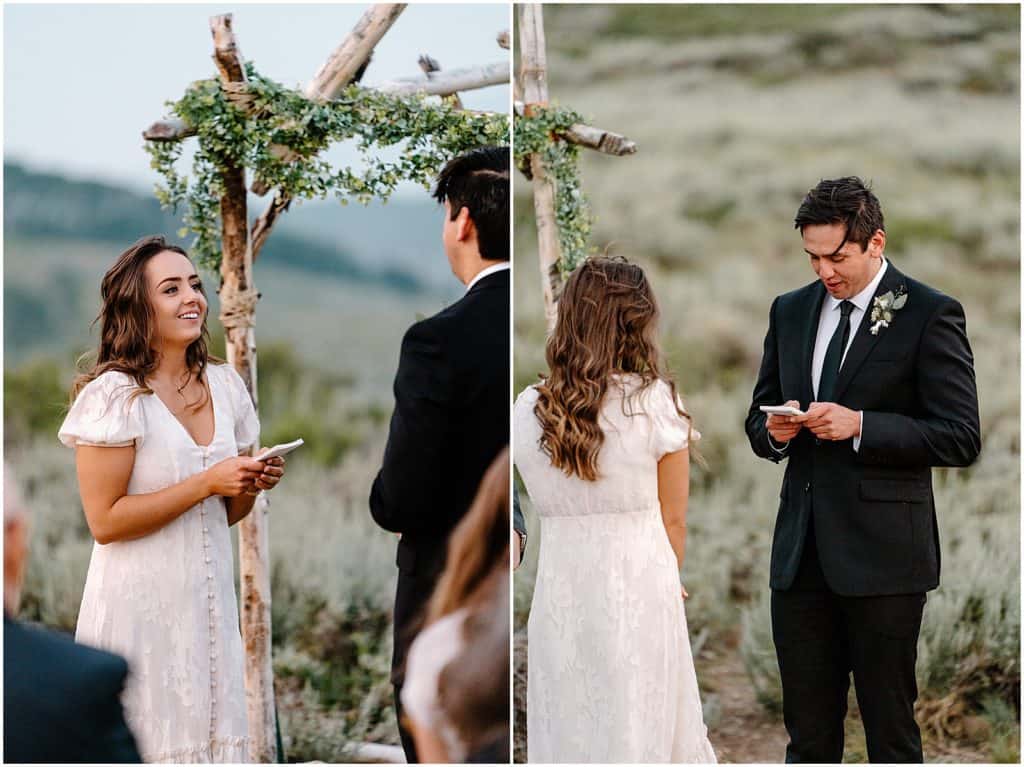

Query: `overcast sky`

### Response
(4, 3, 510, 194)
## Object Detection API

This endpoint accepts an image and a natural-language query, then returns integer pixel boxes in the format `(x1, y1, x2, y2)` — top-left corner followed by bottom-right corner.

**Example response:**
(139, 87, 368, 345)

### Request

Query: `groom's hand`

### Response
(766, 399, 803, 443)
(800, 402, 861, 441)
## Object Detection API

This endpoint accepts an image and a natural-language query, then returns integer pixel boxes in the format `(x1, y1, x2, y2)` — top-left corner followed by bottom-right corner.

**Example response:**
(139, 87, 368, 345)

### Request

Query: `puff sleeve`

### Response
(649, 379, 700, 460)
(58, 372, 145, 449)
(221, 364, 260, 453)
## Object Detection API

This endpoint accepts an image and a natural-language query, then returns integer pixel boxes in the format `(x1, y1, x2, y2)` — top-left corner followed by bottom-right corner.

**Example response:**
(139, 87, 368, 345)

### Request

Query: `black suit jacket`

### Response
(370, 268, 510, 680)
(4, 615, 141, 763)
(746, 262, 980, 596)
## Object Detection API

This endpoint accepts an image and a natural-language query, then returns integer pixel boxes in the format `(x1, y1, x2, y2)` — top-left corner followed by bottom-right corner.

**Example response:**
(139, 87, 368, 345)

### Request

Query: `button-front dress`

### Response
(59, 363, 259, 763)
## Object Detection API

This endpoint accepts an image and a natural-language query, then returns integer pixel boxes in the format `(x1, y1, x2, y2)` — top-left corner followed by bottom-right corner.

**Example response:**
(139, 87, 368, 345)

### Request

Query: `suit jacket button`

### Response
(804, 482, 811, 492)
(815, 437, 821, 445)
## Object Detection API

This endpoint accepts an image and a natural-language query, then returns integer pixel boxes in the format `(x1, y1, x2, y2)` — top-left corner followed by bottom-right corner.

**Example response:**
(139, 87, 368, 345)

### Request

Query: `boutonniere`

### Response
(869, 285, 908, 335)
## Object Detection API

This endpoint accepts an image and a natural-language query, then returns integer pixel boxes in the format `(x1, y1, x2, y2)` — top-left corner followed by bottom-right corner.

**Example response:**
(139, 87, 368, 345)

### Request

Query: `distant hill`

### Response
(3, 162, 464, 384)
(3, 161, 423, 294)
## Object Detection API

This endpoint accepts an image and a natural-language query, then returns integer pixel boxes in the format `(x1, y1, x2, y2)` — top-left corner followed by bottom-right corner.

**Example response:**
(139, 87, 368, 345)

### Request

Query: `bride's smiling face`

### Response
(144, 250, 208, 349)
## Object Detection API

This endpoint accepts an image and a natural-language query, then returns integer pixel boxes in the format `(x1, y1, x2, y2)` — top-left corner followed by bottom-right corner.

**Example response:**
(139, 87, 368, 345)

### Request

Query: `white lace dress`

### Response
(514, 376, 716, 764)
(58, 364, 258, 763)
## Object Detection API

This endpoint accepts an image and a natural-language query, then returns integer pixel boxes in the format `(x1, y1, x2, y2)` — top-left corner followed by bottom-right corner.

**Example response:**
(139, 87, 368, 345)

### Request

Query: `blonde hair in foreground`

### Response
(534, 257, 697, 481)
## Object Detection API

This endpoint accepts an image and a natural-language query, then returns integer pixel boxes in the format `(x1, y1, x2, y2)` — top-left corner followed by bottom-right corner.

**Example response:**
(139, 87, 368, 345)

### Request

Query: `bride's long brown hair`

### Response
(534, 257, 695, 481)
(70, 235, 216, 410)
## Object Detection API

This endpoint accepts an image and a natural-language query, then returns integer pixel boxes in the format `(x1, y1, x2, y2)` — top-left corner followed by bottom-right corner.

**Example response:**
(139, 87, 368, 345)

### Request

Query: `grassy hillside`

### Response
(514, 4, 1019, 763)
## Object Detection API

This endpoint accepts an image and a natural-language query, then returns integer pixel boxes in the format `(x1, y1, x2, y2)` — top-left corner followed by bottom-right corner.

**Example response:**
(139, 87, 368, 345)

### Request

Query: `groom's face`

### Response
(803, 222, 883, 300)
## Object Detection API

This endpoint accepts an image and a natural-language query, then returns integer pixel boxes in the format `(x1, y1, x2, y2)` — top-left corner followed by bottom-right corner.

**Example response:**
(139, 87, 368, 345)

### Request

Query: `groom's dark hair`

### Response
(433, 145, 509, 262)
(794, 176, 885, 251)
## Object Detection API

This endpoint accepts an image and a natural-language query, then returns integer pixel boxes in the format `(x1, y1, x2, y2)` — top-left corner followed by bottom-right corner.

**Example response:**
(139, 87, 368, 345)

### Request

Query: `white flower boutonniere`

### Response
(869, 286, 908, 335)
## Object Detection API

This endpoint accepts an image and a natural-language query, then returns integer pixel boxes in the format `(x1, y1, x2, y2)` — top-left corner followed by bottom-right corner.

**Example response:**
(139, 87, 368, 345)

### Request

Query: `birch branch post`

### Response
(208, 14, 277, 763)
(517, 3, 562, 332)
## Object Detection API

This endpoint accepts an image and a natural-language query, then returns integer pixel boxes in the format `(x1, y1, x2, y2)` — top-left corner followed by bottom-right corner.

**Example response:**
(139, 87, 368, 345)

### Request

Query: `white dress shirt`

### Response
(812, 258, 888, 396)
(465, 261, 510, 292)
(770, 258, 887, 455)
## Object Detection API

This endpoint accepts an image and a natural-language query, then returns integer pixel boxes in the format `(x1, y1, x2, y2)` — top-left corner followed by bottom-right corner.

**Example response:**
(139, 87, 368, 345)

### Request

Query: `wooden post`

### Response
(517, 4, 562, 333)
(208, 14, 277, 763)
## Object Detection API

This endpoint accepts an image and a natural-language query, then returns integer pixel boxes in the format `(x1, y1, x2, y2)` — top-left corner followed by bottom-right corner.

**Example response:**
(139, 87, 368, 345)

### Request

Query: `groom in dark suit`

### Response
(370, 145, 509, 762)
(746, 177, 980, 763)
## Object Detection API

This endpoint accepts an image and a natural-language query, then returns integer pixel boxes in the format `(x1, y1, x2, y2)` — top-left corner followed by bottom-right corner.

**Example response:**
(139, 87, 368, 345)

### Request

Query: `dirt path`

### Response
(699, 637, 788, 763)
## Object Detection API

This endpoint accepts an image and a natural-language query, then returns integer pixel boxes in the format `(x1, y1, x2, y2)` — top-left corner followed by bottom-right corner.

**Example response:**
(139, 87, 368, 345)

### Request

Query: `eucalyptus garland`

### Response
(513, 105, 594, 274)
(146, 62, 509, 271)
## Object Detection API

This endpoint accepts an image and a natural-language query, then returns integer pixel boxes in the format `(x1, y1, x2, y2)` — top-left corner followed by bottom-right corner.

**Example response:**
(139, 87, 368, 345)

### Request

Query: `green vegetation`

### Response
(513, 105, 594, 272)
(148, 63, 508, 271)
(515, 4, 1018, 763)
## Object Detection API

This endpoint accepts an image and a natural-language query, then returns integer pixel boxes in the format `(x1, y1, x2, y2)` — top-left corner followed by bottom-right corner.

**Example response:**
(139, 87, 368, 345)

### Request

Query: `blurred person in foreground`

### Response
(370, 146, 510, 761)
(4, 464, 141, 763)
(514, 257, 716, 763)
(401, 448, 510, 763)
(57, 236, 288, 762)
(746, 177, 980, 763)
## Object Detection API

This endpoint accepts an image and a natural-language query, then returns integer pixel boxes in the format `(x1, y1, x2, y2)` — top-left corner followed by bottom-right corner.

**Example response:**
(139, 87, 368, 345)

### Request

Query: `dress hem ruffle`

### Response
(149, 735, 250, 764)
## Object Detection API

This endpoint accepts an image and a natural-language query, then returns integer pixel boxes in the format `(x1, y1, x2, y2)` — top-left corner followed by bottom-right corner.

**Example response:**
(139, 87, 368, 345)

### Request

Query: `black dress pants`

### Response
(771, 516, 926, 764)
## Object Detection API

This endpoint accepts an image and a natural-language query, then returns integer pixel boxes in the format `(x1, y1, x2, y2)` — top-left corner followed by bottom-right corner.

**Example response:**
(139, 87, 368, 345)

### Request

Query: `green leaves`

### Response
(513, 105, 594, 274)
(144, 63, 510, 272)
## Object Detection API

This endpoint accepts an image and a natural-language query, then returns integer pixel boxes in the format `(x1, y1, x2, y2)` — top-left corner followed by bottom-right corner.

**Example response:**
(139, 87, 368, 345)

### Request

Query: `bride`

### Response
(514, 256, 716, 763)
(58, 235, 287, 762)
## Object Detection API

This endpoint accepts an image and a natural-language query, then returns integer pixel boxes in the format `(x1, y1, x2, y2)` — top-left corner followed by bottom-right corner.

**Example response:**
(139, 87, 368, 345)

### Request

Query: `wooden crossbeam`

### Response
(514, 101, 636, 157)
(376, 60, 505, 98)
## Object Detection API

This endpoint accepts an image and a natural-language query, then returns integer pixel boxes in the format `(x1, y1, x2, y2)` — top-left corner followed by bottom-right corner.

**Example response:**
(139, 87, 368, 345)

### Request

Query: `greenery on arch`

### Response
(146, 62, 510, 271)
(513, 104, 594, 275)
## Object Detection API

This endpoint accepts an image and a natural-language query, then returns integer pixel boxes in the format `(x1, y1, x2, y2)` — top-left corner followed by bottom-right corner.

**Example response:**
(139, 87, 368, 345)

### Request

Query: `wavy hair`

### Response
(534, 257, 696, 481)
(71, 235, 215, 410)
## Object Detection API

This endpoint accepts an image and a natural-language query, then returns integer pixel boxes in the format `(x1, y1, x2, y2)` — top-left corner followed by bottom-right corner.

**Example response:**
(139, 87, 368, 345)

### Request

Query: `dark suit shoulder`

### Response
(405, 270, 508, 347)
(900, 273, 961, 313)
(5, 618, 128, 703)
(772, 279, 822, 317)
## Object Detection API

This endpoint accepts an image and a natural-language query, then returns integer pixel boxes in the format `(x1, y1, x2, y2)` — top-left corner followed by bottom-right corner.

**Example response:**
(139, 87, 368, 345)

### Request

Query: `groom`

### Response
(370, 145, 510, 762)
(746, 177, 980, 763)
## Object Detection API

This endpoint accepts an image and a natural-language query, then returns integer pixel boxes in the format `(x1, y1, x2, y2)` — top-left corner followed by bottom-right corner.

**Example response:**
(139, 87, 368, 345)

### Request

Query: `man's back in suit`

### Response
(369, 145, 510, 762)
(4, 615, 141, 763)
(371, 267, 510, 656)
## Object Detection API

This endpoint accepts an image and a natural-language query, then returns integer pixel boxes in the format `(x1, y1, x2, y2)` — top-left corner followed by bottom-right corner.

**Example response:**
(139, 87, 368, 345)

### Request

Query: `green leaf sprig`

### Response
(513, 105, 594, 275)
(146, 62, 510, 272)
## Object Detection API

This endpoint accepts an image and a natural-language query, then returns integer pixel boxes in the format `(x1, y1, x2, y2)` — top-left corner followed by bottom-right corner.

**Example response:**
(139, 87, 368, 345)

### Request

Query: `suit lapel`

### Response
(801, 282, 826, 405)
(833, 262, 906, 402)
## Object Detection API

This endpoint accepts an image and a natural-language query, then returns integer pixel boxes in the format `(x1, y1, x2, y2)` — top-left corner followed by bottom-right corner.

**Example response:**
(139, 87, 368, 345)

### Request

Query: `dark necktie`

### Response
(817, 300, 855, 402)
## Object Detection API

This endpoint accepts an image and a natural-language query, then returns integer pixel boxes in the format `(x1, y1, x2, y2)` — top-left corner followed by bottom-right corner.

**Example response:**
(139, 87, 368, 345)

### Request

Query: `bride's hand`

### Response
(204, 456, 265, 497)
(681, 584, 689, 600)
(253, 454, 286, 492)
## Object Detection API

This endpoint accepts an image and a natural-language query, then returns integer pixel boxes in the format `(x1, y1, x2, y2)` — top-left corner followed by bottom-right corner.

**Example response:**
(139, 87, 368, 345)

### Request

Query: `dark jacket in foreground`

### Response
(746, 262, 980, 595)
(4, 614, 141, 763)
(370, 268, 510, 680)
